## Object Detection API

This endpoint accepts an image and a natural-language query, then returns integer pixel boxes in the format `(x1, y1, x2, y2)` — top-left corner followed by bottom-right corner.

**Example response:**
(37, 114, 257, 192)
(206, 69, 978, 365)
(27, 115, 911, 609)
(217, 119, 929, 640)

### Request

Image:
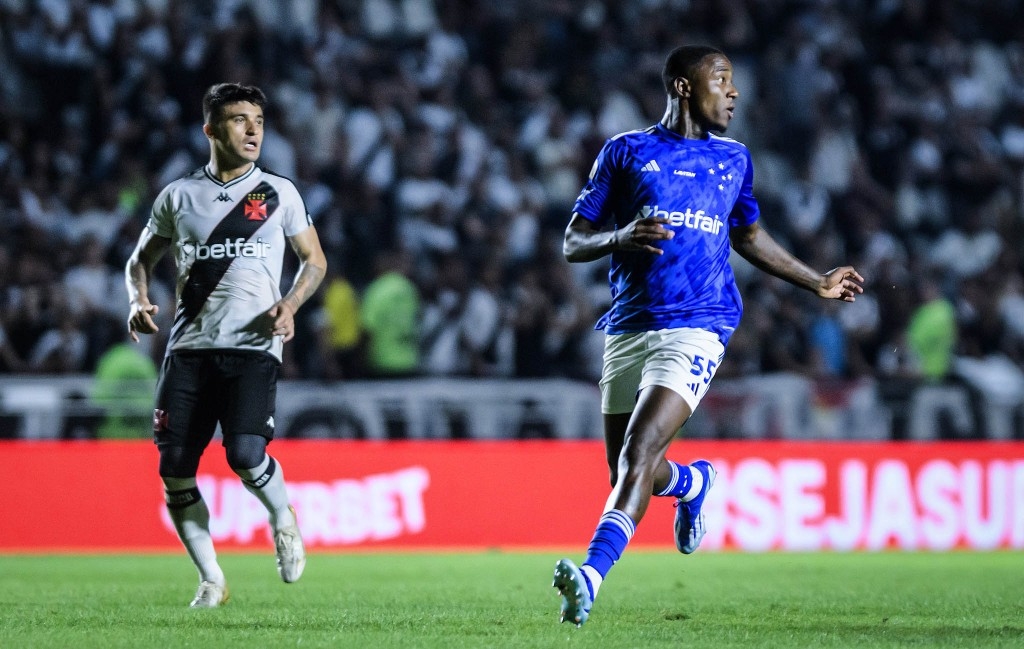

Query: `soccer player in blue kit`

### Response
(552, 45, 864, 626)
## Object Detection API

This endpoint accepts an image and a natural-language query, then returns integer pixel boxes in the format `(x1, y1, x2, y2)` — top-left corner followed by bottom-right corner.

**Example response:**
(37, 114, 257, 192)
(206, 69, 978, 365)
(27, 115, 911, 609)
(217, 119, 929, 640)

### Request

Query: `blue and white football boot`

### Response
(674, 459, 716, 554)
(552, 558, 592, 627)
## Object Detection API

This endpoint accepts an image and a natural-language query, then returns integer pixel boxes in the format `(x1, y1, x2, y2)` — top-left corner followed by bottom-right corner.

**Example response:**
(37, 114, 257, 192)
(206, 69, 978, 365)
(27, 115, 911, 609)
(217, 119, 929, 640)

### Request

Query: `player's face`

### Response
(210, 101, 263, 166)
(691, 55, 738, 133)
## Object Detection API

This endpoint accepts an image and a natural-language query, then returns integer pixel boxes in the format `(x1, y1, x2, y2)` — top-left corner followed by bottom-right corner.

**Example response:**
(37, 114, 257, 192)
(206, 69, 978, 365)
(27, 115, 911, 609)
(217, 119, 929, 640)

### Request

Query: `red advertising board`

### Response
(4, 440, 1023, 552)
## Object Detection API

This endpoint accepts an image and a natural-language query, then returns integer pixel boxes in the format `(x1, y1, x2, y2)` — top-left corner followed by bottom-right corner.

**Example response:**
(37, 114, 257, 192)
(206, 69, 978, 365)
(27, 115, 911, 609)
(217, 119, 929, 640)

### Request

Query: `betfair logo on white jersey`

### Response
(184, 237, 271, 260)
(639, 205, 723, 235)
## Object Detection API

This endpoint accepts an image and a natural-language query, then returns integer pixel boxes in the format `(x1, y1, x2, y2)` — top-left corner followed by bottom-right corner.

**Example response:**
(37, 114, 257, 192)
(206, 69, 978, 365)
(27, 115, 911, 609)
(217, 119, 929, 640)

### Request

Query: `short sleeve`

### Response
(729, 146, 760, 227)
(147, 185, 176, 238)
(281, 181, 313, 237)
(572, 138, 622, 228)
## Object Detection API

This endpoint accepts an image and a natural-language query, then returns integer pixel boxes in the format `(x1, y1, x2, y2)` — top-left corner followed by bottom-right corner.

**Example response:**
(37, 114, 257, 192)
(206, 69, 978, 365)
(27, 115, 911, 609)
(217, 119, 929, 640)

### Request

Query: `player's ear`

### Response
(673, 76, 690, 99)
(202, 123, 215, 140)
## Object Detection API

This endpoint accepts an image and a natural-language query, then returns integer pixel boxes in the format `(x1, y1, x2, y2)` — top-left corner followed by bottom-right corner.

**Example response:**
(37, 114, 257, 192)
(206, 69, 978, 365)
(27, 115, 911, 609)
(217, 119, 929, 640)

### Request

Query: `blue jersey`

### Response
(573, 123, 760, 345)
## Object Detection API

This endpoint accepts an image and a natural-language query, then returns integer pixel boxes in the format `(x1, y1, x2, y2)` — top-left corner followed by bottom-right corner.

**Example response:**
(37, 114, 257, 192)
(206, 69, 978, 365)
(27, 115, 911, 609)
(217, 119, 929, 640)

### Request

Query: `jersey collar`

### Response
(655, 122, 713, 145)
(203, 162, 258, 188)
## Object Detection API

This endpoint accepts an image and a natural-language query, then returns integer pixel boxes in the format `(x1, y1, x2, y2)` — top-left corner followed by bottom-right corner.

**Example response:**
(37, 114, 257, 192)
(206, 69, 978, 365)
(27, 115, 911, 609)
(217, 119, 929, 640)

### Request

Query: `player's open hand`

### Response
(267, 300, 298, 342)
(128, 301, 159, 342)
(614, 217, 675, 255)
(818, 266, 864, 302)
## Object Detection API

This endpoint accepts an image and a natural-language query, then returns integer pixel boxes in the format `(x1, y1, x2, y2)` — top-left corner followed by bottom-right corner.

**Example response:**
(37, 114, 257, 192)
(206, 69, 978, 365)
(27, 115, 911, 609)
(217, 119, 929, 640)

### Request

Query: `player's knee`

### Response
(621, 437, 667, 469)
(158, 445, 203, 478)
(225, 433, 268, 471)
(617, 453, 660, 487)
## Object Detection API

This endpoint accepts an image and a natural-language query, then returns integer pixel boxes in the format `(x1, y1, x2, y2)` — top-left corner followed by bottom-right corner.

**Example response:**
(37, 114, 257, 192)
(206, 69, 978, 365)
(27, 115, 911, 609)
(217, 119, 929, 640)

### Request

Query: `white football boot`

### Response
(274, 505, 306, 583)
(190, 580, 229, 608)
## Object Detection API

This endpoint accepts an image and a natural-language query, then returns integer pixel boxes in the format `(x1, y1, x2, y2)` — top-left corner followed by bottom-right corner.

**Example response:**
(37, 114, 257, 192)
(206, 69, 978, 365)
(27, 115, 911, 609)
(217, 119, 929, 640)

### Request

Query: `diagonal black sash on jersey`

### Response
(169, 181, 280, 347)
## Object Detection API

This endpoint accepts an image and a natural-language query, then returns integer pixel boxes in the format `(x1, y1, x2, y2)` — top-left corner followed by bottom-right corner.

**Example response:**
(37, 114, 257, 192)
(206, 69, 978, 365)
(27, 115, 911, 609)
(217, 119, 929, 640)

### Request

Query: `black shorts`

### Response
(153, 350, 279, 449)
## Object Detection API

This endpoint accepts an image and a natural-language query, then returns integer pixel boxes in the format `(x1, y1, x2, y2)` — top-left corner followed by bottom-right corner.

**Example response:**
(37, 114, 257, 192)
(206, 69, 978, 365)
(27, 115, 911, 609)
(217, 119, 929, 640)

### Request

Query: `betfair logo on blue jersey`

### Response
(640, 205, 723, 235)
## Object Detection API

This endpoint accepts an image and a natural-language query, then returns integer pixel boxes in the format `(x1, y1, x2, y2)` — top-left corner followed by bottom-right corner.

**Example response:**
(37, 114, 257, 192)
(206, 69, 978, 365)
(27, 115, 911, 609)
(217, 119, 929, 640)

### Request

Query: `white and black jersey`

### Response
(146, 163, 313, 362)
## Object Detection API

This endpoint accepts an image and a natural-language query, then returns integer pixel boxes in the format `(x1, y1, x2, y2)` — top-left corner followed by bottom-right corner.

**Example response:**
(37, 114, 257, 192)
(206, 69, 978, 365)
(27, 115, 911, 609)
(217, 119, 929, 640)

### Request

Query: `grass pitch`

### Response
(1, 551, 1021, 648)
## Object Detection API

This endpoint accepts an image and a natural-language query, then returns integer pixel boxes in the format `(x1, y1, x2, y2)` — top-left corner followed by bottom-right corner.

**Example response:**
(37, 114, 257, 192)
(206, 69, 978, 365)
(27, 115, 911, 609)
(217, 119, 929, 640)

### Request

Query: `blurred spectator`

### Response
(0, 0, 1021, 412)
(929, 204, 1003, 280)
(953, 270, 1024, 421)
(316, 267, 363, 380)
(420, 253, 508, 377)
(997, 271, 1024, 363)
(395, 140, 458, 257)
(807, 300, 848, 379)
(0, 322, 27, 373)
(779, 156, 830, 254)
(540, 259, 593, 379)
(342, 76, 403, 192)
(905, 277, 958, 382)
(466, 256, 514, 377)
(523, 103, 584, 214)
(508, 263, 551, 378)
(29, 310, 88, 374)
(62, 234, 123, 368)
(758, 284, 814, 376)
(4, 252, 61, 361)
(91, 338, 158, 439)
(360, 248, 420, 378)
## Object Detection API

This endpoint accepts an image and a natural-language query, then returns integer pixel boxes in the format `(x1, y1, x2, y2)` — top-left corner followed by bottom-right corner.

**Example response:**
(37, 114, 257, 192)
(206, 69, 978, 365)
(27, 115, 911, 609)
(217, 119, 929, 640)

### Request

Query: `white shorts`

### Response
(599, 327, 726, 415)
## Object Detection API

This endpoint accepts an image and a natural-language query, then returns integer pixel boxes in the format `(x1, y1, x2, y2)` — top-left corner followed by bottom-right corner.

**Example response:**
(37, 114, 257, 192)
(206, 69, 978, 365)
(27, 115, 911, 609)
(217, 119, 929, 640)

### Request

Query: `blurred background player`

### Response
(125, 83, 328, 608)
(553, 45, 864, 626)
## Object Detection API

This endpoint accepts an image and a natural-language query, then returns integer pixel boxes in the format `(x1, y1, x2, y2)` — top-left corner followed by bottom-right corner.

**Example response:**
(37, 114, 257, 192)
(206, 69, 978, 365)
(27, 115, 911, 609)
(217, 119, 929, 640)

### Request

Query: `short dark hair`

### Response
(202, 83, 267, 124)
(662, 45, 725, 95)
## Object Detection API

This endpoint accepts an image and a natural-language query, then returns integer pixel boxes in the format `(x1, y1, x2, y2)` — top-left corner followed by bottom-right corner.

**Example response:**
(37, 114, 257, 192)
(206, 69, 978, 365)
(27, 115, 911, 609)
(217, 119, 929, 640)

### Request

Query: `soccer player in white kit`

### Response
(126, 83, 327, 608)
(552, 46, 864, 626)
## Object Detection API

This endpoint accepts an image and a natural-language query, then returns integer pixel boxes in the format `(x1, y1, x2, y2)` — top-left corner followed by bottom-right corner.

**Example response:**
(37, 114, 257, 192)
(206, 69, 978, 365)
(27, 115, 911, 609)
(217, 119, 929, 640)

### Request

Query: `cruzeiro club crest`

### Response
(245, 192, 268, 221)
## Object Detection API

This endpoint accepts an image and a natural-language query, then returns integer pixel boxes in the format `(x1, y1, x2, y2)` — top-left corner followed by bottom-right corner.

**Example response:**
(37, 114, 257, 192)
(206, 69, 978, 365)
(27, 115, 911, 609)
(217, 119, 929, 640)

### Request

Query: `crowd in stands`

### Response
(2, 0, 1024, 396)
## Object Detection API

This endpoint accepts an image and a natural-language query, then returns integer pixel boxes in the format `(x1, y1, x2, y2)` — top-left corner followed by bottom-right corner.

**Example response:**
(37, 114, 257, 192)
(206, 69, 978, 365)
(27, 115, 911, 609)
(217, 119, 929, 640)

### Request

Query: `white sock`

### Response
(163, 477, 224, 586)
(580, 565, 603, 599)
(681, 466, 704, 502)
(235, 455, 296, 530)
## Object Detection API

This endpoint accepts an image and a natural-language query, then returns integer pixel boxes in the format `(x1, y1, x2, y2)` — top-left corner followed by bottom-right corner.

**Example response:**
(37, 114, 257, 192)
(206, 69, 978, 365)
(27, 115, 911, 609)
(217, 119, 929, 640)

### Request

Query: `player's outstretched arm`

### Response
(268, 226, 328, 342)
(125, 228, 172, 342)
(563, 212, 674, 263)
(730, 222, 864, 302)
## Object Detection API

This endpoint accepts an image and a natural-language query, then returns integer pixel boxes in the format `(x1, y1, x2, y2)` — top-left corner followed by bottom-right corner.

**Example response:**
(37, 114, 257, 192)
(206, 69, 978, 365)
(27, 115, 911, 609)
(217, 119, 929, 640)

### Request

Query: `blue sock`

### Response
(654, 461, 694, 498)
(580, 509, 635, 599)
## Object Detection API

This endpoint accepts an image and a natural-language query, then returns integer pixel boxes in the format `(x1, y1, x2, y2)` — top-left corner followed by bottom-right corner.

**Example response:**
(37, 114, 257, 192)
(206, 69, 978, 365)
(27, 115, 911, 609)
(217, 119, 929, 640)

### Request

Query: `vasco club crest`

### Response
(245, 192, 268, 221)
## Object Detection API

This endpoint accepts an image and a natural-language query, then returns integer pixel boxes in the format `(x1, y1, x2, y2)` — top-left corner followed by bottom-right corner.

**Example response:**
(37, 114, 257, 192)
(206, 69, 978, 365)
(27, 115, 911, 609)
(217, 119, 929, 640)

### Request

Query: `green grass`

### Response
(1, 551, 1021, 648)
